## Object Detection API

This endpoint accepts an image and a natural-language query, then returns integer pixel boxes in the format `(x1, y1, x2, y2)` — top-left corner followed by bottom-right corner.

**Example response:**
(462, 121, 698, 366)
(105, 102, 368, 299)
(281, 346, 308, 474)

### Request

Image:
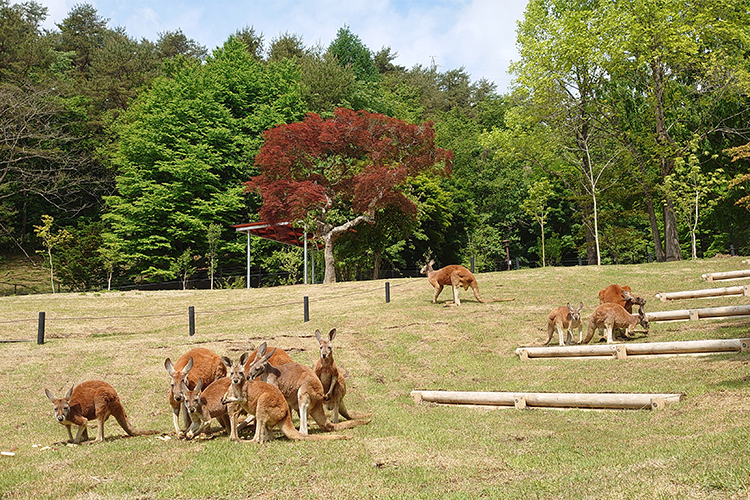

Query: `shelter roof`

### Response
(233, 221, 311, 248)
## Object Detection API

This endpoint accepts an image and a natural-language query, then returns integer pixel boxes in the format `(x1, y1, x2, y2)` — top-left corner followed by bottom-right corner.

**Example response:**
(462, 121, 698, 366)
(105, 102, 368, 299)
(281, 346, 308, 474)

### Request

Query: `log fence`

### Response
(516, 338, 750, 360)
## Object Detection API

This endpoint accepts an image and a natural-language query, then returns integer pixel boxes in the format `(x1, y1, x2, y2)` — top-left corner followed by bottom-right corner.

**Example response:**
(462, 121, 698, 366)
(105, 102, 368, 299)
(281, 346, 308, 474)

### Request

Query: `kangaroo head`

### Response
(245, 344, 276, 381)
(45, 386, 73, 422)
(638, 306, 650, 330)
(567, 302, 583, 322)
(315, 328, 337, 360)
(225, 353, 248, 386)
(420, 260, 435, 275)
(165, 356, 194, 402)
(182, 378, 203, 415)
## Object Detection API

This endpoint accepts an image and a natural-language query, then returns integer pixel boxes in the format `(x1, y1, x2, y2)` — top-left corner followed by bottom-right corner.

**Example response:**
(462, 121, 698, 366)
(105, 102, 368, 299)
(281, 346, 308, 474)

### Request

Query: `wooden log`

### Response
(410, 390, 684, 410)
(646, 304, 750, 322)
(702, 269, 750, 282)
(516, 338, 750, 359)
(655, 285, 749, 301)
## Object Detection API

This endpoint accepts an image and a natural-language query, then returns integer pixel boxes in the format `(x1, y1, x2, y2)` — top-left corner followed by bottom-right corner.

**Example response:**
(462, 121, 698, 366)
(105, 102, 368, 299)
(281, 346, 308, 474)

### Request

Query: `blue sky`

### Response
(40, 0, 529, 93)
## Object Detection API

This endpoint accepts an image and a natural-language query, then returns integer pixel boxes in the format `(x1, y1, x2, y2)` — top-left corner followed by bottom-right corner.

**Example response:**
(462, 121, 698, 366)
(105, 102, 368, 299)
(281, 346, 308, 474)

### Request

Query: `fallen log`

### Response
(702, 269, 750, 282)
(516, 338, 750, 360)
(646, 304, 750, 322)
(411, 390, 684, 410)
(655, 285, 749, 301)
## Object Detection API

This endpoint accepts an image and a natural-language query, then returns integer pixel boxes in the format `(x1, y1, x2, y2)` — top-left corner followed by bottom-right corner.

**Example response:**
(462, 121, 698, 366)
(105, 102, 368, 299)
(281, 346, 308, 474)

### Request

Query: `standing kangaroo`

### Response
(582, 303, 650, 344)
(247, 343, 371, 435)
(45, 380, 156, 444)
(181, 377, 233, 439)
(222, 352, 350, 443)
(420, 259, 484, 306)
(164, 347, 226, 434)
(545, 302, 584, 345)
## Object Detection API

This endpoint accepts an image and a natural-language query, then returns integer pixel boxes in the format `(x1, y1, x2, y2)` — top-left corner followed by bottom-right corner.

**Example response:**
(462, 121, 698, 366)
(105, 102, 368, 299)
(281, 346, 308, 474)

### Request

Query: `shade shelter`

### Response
(233, 221, 317, 287)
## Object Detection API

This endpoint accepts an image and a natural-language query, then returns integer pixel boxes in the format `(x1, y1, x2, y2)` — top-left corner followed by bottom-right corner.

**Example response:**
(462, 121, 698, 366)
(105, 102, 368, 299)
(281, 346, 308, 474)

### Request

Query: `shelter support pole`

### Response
(304, 228, 308, 285)
(246, 231, 251, 289)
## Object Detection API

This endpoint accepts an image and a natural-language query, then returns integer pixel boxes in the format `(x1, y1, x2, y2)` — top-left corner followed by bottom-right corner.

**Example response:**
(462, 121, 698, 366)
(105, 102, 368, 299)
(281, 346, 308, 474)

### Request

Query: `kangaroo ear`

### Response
(165, 358, 175, 375)
(328, 328, 337, 342)
(221, 356, 232, 369)
(578, 302, 583, 311)
(262, 348, 277, 363)
(257, 342, 267, 357)
(315, 329, 322, 342)
(196, 378, 203, 392)
(45, 389, 56, 402)
(65, 386, 73, 400)
(184, 357, 194, 374)
(239, 352, 249, 366)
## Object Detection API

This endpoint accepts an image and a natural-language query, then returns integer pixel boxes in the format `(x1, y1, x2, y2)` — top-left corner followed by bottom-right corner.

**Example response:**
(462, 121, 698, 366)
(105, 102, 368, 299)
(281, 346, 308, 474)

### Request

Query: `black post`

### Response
(515, 257, 520, 270)
(303, 296, 310, 322)
(470, 256, 475, 273)
(503, 240, 511, 271)
(37, 312, 45, 345)
(730, 244, 735, 256)
(188, 306, 195, 336)
(385, 282, 390, 303)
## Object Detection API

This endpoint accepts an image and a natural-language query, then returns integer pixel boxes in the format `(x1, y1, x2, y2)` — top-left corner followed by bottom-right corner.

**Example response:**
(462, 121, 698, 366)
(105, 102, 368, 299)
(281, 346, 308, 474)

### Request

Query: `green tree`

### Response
(326, 26, 379, 82)
(56, 3, 109, 75)
(33, 215, 70, 292)
(664, 137, 727, 259)
(521, 179, 553, 266)
(104, 36, 306, 282)
(206, 222, 221, 290)
(156, 29, 206, 60)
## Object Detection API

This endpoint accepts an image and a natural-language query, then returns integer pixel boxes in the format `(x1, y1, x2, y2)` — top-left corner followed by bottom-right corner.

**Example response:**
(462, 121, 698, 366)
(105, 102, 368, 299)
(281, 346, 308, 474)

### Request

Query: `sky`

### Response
(39, 0, 529, 93)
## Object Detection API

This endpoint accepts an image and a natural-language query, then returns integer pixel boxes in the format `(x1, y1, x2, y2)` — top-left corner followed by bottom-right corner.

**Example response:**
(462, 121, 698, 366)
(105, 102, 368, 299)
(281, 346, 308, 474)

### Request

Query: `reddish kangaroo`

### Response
(545, 302, 583, 345)
(246, 345, 293, 370)
(247, 342, 371, 435)
(582, 303, 650, 344)
(45, 380, 155, 444)
(164, 347, 226, 434)
(222, 352, 350, 443)
(314, 328, 370, 423)
(598, 284, 646, 313)
(420, 259, 484, 306)
(181, 377, 233, 439)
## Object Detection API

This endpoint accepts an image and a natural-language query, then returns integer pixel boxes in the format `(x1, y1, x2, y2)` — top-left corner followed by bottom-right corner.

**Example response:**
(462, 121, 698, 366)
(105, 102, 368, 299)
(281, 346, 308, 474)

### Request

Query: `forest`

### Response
(1, 0, 749, 291)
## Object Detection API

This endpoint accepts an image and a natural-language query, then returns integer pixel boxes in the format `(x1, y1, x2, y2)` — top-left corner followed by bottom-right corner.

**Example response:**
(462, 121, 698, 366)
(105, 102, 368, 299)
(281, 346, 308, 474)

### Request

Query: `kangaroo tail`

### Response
(331, 418, 371, 431)
(279, 416, 350, 441)
(582, 320, 596, 344)
(472, 283, 485, 303)
(111, 399, 158, 437)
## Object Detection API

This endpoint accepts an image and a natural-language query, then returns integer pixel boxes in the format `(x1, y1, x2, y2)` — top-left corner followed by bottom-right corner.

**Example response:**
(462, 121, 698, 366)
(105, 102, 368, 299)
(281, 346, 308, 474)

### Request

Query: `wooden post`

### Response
(702, 269, 750, 282)
(616, 345, 628, 360)
(37, 312, 45, 345)
(188, 306, 195, 336)
(514, 395, 527, 409)
(689, 310, 699, 321)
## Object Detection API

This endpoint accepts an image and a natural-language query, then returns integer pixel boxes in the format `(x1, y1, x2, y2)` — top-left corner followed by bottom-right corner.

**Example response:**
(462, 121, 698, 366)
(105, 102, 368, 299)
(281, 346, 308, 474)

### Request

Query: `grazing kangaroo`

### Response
(545, 302, 584, 345)
(164, 347, 226, 434)
(45, 380, 156, 444)
(181, 377, 233, 439)
(420, 259, 484, 306)
(222, 352, 349, 443)
(598, 284, 646, 313)
(582, 303, 650, 344)
(247, 343, 371, 435)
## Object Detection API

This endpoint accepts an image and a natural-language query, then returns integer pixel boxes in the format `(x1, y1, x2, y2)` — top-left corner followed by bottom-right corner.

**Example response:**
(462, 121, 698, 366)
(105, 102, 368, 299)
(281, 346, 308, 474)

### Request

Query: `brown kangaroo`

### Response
(45, 380, 156, 444)
(582, 303, 650, 344)
(247, 342, 371, 435)
(246, 345, 293, 370)
(164, 347, 226, 434)
(420, 259, 484, 306)
(220, 353, 252, 441)
(314, 328, 370, 423)
(181, 377, 233, 439)
(545, 302, 583, 345)
(222, 352, 350, 443)
(598, 284, 646, 313)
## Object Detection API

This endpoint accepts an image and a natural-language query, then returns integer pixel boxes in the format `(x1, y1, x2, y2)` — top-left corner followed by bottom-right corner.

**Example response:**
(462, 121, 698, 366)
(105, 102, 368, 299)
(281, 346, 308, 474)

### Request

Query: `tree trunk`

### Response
(662, 200, 682, 261)
(643, 191, 665, 262)
(372, 249, 382, 280)
(322, 231, 338, 284)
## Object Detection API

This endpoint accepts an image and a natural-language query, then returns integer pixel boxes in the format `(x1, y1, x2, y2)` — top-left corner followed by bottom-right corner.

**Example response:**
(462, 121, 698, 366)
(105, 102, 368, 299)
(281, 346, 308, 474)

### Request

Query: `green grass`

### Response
(1, 257, 750, 499)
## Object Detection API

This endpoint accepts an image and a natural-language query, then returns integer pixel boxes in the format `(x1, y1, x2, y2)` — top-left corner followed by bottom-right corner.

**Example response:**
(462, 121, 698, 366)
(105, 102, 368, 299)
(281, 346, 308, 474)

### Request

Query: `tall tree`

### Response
(104, 37, 305, 281)
(326, 25, 379, 82)
(246, 108, 452, 283)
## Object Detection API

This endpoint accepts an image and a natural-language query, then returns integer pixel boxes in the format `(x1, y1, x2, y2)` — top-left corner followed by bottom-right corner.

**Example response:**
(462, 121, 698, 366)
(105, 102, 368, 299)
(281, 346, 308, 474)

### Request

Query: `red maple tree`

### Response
(246, 108, 453, 283)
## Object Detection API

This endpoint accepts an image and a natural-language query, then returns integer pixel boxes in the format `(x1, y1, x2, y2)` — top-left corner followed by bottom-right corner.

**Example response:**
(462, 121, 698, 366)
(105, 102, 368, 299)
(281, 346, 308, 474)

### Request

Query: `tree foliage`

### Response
(247, 108, 453, 283)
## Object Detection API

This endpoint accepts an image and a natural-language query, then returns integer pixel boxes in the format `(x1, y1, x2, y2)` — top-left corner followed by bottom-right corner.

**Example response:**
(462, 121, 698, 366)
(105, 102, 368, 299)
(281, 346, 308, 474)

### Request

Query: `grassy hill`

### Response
(1, 257, 749, 499)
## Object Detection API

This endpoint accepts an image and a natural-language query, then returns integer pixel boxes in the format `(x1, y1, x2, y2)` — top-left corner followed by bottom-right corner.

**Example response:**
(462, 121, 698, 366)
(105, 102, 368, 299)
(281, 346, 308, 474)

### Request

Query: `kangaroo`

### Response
(45, 380, 156, 444)
(247, 342, 371, 435)
(598, 284, 646, 313)
(246, 345, 293, 370)
(222, 352, 350, 443)
(165, 347, 227, 434)
(545, 302, 583, 345)
(420, 259, 484, 306)
(181, 377, 233, 439)
(582, 303, 650, 344)
(220, 353, 252, 441)
(314, 328, 370, 424)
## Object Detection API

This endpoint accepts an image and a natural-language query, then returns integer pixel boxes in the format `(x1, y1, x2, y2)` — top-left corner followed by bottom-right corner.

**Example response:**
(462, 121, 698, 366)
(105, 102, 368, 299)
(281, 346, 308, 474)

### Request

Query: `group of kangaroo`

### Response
(45, 328, 371, 445)
(545, 284, 650, 346)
